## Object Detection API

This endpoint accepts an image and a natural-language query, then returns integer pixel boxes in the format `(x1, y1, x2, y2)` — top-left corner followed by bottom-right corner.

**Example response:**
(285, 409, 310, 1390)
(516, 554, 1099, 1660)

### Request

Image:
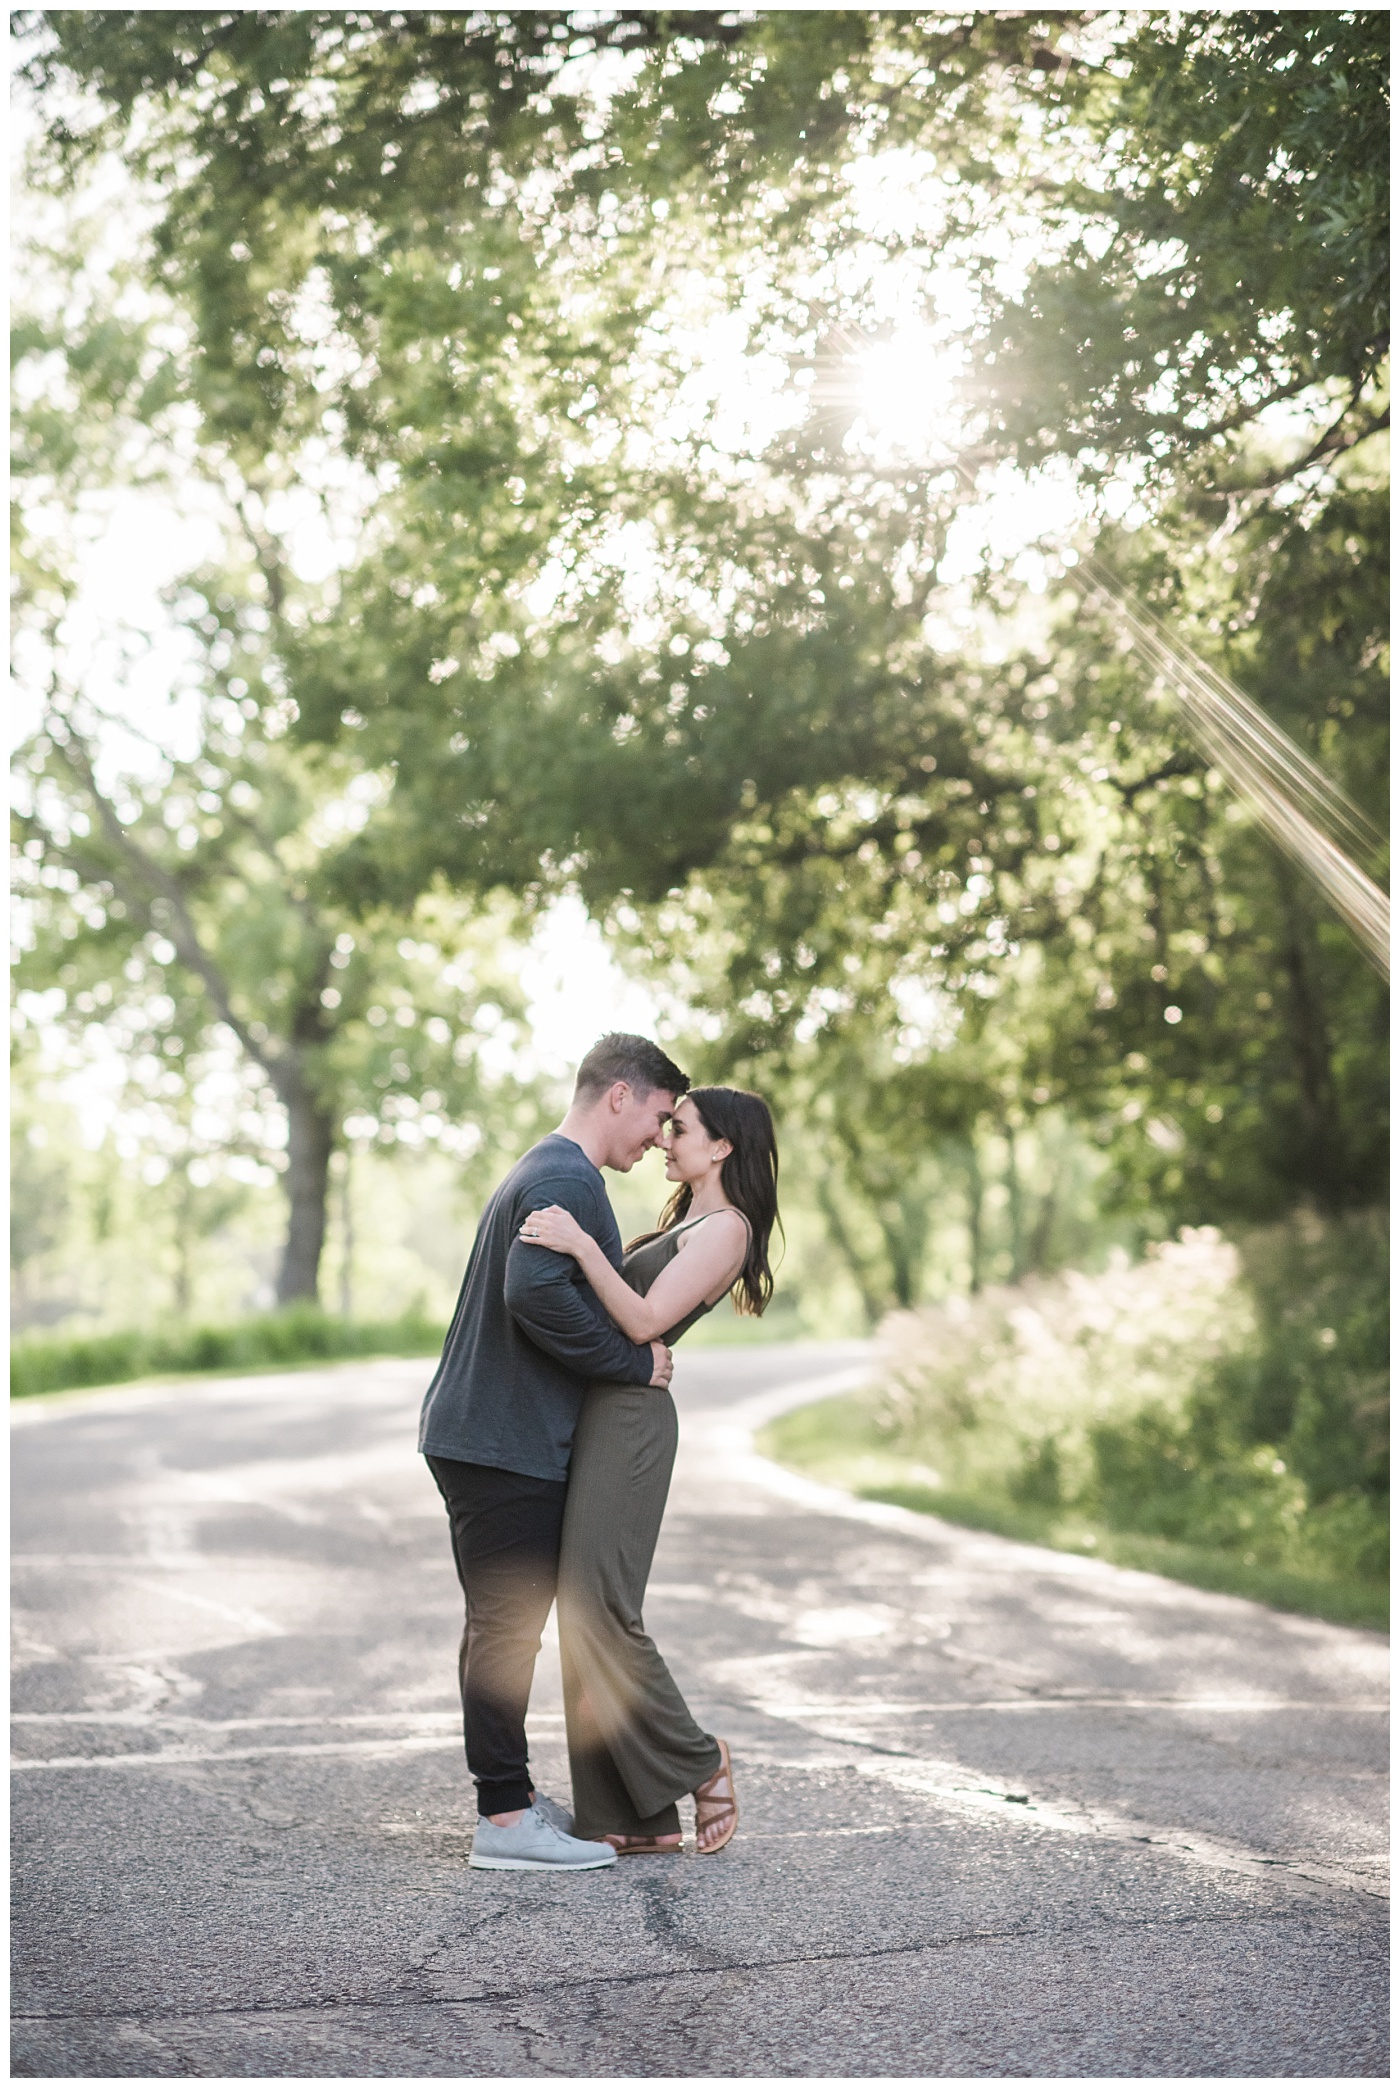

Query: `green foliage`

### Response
(876, 1227, 1254, 1483)
(11, 238, 553, 1303)
(10, 1303, 445, 1399)
(10, 1068, 267, 1331)
(764, 1210, 1387, 1621)
(15, 11, 1390, 1321)
(1074, 1212, 1388, 1583)
(765, 1407, 1387, 1633)
(854, 1481, 1386, 1635)
(1013, 513, 1387, 1225)
(12, 686, 542, 1300)
(974, 12, 1389, 495)
(10, 1110, 73, 1287)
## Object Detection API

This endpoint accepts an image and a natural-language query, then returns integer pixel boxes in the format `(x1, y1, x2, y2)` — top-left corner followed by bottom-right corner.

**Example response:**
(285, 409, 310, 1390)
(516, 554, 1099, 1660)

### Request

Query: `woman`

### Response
(518, 1085, 779, 1855)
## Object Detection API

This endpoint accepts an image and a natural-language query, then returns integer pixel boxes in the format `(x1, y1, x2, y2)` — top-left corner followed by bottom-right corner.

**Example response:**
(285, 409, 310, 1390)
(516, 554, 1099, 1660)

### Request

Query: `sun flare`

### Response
(853, 328, 966, 461)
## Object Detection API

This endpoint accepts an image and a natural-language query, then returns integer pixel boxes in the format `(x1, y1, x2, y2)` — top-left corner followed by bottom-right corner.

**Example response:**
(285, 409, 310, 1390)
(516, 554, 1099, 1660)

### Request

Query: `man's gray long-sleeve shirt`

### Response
(418, 1134, 655, 1481)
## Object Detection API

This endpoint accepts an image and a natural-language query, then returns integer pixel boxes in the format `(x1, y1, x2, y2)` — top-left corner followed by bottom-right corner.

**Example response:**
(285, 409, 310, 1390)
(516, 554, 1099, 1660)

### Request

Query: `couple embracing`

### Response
(419, 1033, 780, 1872)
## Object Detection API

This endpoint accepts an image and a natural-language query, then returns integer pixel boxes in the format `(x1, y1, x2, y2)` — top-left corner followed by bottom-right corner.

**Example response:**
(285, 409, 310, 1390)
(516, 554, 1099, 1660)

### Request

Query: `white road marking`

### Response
(12, 1711, 463, 1730)
(121, 1579, 287, 1638)
(11, 1735, 459, 1772)
(12, 1697, 1383, 1725)
(732, 1695, 1388, 1714)
(853, 1752, 1388, 1902)
(11, 1723, 1385, 1907)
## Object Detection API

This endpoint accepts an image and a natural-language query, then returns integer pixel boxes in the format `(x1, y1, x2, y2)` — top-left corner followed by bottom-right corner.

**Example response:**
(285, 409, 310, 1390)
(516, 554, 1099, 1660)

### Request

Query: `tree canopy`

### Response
(14, 8, 1388, 1313)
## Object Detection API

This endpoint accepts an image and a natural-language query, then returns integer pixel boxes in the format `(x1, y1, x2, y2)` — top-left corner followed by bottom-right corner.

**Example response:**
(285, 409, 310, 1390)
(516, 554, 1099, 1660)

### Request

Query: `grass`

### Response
(759, 1392, 1388, 1634)
(10, 1305, 447, 1400)
(8, 1296, 822, 1403)
(685, 1295, 816, 1346)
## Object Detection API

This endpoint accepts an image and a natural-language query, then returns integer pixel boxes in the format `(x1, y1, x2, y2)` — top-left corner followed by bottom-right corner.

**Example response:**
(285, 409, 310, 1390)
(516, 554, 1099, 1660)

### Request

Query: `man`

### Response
(420, 1032, 690, 1872)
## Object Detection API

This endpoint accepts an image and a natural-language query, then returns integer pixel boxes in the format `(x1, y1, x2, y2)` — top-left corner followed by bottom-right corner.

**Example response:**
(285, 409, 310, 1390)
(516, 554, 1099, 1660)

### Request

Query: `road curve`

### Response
(11, 1342, 1388, 2078)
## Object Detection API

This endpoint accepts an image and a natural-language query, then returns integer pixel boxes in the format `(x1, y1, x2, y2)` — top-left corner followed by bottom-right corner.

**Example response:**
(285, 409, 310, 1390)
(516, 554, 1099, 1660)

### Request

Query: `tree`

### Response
(970, 12, 1388, 503)
(14, 8, 1088, 908)
(12, 263, 543, 1303)
(14, 699, 536, 1303)
(21, 9, 1388, 1282)
(954, 8, 1389, 1219)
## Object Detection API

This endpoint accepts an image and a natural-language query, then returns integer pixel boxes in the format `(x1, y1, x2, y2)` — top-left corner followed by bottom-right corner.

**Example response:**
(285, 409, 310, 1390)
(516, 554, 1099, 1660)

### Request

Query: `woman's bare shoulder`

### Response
(675, 1207, 750, 1248)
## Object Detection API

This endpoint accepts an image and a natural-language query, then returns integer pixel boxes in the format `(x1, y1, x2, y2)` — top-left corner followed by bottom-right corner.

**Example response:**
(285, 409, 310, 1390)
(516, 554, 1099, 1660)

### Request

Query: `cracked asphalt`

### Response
(11, 1342, 1389, 2078)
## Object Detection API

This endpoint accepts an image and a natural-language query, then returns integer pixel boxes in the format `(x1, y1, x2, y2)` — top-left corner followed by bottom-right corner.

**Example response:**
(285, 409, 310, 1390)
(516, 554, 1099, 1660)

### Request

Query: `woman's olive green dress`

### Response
(558, 1219, 725, 1839)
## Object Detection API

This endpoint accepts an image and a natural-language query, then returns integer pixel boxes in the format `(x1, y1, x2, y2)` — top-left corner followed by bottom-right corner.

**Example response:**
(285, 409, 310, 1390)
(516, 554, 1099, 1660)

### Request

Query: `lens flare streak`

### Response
(1079, 561, 1390, 978)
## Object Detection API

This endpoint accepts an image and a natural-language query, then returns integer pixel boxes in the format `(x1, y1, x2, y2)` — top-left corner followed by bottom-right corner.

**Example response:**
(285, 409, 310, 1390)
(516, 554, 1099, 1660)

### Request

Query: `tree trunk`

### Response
(1275, 868, 1345, 1205)
(878, 1210, 916, 1310)
(337, 1152, 354, 1321)
(49, 727, 343, 1305)
(1004, 1125, 1025, 1282)
(277, 1084, 335, 1305)
(815, 1175, 886, 1328)
(173, 1170, 193, 1319)
(875, 1182, 931, 1311)
(1026, 1185, 1057, 1275)
(965, 1141, 985, 1293)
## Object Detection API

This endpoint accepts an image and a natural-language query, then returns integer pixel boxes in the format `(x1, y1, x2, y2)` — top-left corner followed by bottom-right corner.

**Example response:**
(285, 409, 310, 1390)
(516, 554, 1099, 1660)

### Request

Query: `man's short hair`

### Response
(574, 1033, 690, 1104)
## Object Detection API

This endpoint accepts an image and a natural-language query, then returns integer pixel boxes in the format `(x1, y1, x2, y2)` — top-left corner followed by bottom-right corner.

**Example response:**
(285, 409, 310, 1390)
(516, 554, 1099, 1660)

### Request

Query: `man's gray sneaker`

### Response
(469, 1807, 616, 1872)
(530, 1791, 575, 1836)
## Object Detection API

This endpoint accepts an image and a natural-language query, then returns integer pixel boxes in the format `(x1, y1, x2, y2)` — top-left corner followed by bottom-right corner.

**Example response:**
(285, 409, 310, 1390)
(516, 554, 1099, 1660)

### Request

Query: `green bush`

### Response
(1083, 1210, 1390, 1581)
(1086, 1407, 1309, 1555)
(10, 1304, 446, 1399)
(1213, 1209, 1389, 1507)
(769, 1211, 1387, 1625)
(876, 1226, 1256, 1502)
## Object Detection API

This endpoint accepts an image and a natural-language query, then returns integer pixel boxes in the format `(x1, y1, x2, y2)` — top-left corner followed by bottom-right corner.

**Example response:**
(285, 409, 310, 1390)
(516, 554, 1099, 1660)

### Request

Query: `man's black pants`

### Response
(426, 1455, 568, 1818)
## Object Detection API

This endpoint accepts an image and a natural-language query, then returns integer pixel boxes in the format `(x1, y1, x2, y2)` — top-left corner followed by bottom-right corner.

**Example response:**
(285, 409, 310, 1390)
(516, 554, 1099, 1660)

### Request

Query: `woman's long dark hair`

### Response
(652, 1086, 780, 1316)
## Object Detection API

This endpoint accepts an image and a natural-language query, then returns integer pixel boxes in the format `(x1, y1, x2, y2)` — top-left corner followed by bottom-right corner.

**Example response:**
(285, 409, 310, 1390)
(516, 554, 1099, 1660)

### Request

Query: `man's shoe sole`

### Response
(469, 1851, 615, 1872)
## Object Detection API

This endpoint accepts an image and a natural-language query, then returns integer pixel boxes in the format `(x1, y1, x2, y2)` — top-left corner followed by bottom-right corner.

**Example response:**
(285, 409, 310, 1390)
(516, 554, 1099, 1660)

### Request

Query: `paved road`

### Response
(11, 1343, 1388, 2078)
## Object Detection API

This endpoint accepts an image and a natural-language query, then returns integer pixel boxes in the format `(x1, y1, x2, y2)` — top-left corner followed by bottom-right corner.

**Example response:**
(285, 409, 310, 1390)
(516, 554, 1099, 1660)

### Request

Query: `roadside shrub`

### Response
(874, 1212, 1387, 1586)
(1087, 1407, 1307, 1556)
(1008, 1432, 1065, 1508)
(1211, 1209, 1389, 1508)
(877, 1227, 1250, 1497)
(10, 1304, 445, 1398)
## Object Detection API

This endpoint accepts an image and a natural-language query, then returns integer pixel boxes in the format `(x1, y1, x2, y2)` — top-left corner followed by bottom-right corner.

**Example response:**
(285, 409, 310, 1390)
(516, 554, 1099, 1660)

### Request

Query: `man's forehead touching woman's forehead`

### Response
(629, 1086, 678, 1118)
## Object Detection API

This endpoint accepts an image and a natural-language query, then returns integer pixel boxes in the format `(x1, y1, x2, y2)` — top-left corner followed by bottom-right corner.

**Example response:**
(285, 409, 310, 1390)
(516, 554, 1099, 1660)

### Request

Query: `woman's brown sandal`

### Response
(603, 1833, 682, 1855)
(693, 1739, 738, 1854)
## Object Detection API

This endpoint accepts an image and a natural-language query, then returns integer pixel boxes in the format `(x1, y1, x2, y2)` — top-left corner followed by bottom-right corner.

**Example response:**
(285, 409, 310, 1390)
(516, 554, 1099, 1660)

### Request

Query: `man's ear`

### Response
(607, 1080, 631, 1115)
